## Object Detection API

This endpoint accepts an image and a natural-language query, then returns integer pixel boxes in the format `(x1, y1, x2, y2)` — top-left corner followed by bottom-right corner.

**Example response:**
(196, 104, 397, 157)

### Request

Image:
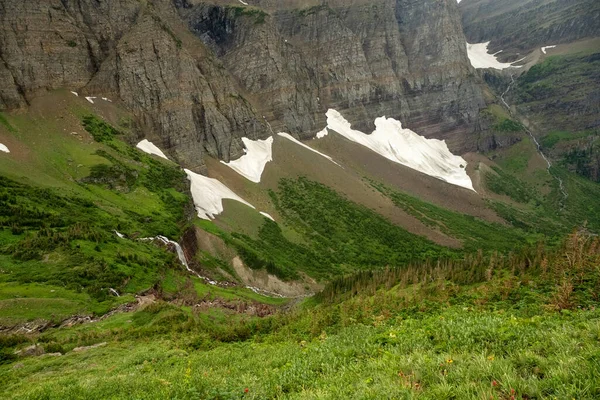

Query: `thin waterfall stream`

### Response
(500, 74, 568, 204)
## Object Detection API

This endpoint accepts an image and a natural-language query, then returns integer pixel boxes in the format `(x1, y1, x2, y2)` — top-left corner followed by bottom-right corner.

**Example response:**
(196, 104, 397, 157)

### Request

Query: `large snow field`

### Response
(325, 109, 474, 191)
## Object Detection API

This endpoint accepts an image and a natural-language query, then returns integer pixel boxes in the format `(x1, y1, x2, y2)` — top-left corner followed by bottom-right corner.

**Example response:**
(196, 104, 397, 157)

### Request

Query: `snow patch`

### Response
(101, 97, 112, 102)
(136, 139, 169, 160)
(466, 42, 522, 70)
(541, 45, 556, 54)
(315, 127, 329, 139)
(260, 212, 275, 221)
(221, 137, 273, 183)
(85, 96, 96, 104)
(277, 132, 340, 166)
(0, 143, 9, 153)
(326, 109, 474, 191)
(238, 0, 248, 4)
(185, 169, 255, 220)
(70, 91, 78, 97)
(114, 231, 125, 239)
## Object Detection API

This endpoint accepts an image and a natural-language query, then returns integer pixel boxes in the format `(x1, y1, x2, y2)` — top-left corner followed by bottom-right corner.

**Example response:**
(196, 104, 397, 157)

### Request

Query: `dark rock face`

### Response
(459, 0, 600, 54)
(177, 0, 486, 151)
(0, 0, 268, 171)
(0, 0, 486, 169)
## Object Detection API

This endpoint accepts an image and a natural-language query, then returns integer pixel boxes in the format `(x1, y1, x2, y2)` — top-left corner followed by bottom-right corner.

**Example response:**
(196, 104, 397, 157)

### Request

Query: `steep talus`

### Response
(460, 0, 600, 55)
(0, 0, 486, 168)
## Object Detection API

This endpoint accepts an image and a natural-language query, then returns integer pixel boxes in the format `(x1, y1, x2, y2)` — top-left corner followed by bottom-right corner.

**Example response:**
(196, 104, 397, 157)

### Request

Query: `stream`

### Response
(500, 74, 568, 204)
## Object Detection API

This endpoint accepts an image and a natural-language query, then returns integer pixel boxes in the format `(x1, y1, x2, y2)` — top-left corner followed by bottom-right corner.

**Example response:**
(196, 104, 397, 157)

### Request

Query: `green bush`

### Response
(82, 115, 123, 143)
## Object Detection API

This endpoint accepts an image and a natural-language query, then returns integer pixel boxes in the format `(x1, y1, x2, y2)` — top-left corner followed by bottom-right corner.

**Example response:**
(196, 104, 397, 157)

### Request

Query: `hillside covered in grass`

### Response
(1, 231, 599, 399)
(0, 90, 599, 399)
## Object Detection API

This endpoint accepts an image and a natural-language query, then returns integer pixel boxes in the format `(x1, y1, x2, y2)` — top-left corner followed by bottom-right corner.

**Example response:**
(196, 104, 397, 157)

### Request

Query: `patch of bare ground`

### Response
(232, 256, 321, 298)
(192, 298, 276, 317)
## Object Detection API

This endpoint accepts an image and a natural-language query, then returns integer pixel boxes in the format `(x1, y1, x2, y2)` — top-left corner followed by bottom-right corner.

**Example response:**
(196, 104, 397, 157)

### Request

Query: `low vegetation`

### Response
(1, 94, 599, 399)
(1, 231, 598, 399)
(513, 51, 600, 182)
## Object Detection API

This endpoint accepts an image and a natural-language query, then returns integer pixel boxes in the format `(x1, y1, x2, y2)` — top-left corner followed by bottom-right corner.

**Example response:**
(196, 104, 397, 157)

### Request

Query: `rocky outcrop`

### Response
(0, 0, 268, 171)
(177, 0, 486, 151)
(460, 0, 600, 55)
(0, 0, 486, 169)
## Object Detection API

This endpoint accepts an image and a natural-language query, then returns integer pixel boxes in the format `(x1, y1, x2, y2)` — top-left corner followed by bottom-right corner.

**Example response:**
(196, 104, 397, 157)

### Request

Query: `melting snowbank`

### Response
(221, 137, 273, 183)
(136, 139, 169, 160)
(0, 144, 9, 153)
(315, 128, 329, 139)
(185, 169, 255, 220)
(277, 132, 340, 166)
(326, 109, 474, 191)
(260, 212, 275, 221)
(466, 42, 521, 70)
(541, 45, 556, 54)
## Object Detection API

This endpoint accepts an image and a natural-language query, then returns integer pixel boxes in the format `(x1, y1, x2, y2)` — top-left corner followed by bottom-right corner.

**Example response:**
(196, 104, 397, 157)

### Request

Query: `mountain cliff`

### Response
(459, 0, 600, 55)
(0, 0, 485, 170)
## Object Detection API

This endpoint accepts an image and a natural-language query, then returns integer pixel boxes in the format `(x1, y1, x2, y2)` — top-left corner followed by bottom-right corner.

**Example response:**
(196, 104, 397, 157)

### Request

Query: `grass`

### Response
(1, 232, 598, 399)
(371, 181, 543, 253)
(0, 108, 192, 314)
(493, 137, 536, 174)
(540, 130, 597, 149)
(0, 112, 17, 133)
(484, 166, 536, 204)
(217, 177, 458, 281)
(3, 311, 599, 399)
(227, 6, 268, 24)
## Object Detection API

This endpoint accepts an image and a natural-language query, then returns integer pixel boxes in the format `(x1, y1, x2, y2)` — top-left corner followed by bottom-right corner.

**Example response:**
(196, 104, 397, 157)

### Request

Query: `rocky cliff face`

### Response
(177, 0, 486, 151)
(460, 0, 600, 55)
(0, 0, 486, 169)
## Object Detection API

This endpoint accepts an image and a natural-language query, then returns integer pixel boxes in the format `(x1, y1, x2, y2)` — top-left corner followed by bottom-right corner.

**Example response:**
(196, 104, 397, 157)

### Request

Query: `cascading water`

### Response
(501, 74, 568, 204)
(137, 234, 217, 285)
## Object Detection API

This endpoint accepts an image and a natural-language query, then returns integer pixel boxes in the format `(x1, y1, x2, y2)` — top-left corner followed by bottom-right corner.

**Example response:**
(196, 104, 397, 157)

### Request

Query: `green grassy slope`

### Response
(0, 93, 282, 327)
(1, 231, 598, 399)
(513, 51, 600, 182)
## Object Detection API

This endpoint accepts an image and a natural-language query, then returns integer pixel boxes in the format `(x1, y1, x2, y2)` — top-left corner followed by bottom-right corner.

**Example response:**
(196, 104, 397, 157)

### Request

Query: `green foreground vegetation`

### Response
(1, 231, 599, 399)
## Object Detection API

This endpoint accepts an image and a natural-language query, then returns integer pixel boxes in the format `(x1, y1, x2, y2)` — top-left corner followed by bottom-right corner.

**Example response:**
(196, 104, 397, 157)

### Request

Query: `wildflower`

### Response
(244, 388, 249, 393)
(487, 355, 494, 361)
(389, 332, 397, 338)
(492, 380, 498, 387)
(446, 358, 453, 364)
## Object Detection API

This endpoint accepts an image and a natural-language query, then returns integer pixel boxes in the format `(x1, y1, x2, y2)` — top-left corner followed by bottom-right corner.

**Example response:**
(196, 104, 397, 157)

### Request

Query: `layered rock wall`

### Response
(0, 0, 486, 169)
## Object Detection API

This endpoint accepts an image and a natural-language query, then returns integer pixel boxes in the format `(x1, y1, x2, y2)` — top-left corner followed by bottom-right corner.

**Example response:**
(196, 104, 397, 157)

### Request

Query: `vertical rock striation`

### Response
(0, 0, 486, 168)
